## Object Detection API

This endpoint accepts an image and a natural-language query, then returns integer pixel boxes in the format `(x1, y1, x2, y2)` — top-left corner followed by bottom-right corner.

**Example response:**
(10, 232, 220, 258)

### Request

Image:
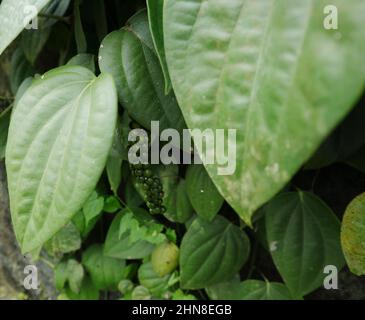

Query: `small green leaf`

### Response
(118, 208, 166, 245)
(54, 261, 68, 291)
(106, 118, 124, 194)
(146, 0, 172, 93)
(118, 279, 134, 295)
(341, 192, 365, 276)
(99, 10, 185, 132)
(64, 276, 99, 300)
(125, 178, 144, 208)
(66, 259, 84, 294)
(83, 191, 104, 225)
(21, 28, 52, 64)
(180, 216, 250, 289)
(82, 244, 126, 290)
(264, 192, 345, 297)
(73, 0, 87, 53)
(104, 212, 155, 260)
(103, 196, 121, 213)
(164, 179, 194, 224)
(207, 278, 293, 300)
(131, 285, 151, 300)
(6, 66, 117, 253)
(172, 289, 197, 300)
(138, 262, 171, 298)
(67, 54, 96, 73)
(157, 164, 193, 223)
(45, 222, 81, 256)
(10, 48, 34, 95)
(186, 165, 224, 221)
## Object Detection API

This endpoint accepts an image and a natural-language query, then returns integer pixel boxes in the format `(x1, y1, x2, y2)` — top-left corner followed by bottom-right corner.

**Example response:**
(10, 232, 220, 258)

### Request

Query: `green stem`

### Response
(38, 13, 71, 24)
(0, 96, 14, 101)
(246, 237, 259, 279)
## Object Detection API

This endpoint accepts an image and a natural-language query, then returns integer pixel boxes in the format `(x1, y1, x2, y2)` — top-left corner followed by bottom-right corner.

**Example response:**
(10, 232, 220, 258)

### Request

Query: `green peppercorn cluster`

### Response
(130, 163, 166, 215)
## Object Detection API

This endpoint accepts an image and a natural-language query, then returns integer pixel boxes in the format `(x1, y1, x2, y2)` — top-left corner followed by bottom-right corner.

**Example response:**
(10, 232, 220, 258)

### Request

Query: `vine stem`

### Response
(38, 13, 72, 24)
(0, 96, 14, 101)
(246, 236, 259, 279)
(39, 256, 55, 269)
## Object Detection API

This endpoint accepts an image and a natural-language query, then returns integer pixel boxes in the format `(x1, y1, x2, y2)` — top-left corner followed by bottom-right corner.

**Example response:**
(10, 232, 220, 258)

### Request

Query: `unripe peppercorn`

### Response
(151, 242, 179, 277)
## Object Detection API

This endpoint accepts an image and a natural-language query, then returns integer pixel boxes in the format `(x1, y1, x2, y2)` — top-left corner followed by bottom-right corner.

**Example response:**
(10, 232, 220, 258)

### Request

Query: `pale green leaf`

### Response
(104, 212, 155, 260)
(164, 0, 365, 225)
(5, 66, 118, 253)
(83, 191, 104, 225)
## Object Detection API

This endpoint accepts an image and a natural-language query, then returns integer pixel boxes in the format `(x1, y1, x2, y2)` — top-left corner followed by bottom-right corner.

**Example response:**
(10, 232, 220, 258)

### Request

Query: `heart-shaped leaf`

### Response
(264, 192, 345, 297)
(180, 215, 250, 289)
(98, 10, 185, 132)
(6, 66, 117, 253)
(0, 0, 52, 55)
(164, 0, 365, 225)
(341, 193, 365, 276)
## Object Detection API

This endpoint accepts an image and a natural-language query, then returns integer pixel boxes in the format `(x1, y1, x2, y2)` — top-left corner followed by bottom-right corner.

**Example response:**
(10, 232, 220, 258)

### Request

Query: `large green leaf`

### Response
(180, 216, 250, 289)
(0, 0, 52, 55)
(207, 277, 293, 300)
(98, 10, 185, 132)
(146, 0, 172, 93)
(164, 0, 365, 225)
(5, 66, 117, 253)
(264, 192, 345, 297)
(341, 193, 365, 276)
